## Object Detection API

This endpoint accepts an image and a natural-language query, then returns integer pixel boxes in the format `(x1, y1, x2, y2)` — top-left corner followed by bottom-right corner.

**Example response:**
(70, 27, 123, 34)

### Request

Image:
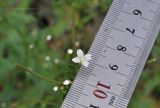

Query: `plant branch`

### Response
(16, 64, 62, 85)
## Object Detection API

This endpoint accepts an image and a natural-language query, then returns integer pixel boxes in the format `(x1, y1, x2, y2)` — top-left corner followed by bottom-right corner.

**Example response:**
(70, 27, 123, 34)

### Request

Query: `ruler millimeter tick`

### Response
(61, 0, 160, 108)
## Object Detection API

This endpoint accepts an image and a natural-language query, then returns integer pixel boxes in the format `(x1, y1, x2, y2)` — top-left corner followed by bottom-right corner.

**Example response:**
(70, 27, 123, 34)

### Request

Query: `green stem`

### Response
(72, 2, 76, 50)
(16, 64, 62, 85)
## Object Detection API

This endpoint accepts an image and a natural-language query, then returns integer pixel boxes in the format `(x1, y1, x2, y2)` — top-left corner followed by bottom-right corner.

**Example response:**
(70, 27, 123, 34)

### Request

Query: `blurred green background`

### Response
(0, 0, 160, 108)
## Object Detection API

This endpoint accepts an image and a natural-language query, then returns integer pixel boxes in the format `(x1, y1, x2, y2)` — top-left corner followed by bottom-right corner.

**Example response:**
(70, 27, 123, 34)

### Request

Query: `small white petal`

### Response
(67, 49, 73, 54)
(53, 86, 59, 91)
(77, 49, 84, 57)
(63, 80, 71, 85)
(84, 54, 92, 61)
(82, 60, 89, 67)
(72, 57, 81, 63)
(46, 34, 52, 41)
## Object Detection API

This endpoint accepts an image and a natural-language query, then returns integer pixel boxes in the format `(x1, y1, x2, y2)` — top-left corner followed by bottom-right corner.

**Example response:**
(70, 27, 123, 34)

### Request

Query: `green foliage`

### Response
(0, 0, 160, 108)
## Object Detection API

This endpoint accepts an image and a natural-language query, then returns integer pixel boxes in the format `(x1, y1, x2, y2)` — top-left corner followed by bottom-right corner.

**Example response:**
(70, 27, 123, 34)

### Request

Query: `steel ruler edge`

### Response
(61, 0, 160, 108)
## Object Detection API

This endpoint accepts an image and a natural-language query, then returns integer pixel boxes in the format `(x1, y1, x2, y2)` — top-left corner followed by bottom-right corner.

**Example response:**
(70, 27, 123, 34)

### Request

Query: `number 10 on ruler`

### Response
(90, 81, 116, 108)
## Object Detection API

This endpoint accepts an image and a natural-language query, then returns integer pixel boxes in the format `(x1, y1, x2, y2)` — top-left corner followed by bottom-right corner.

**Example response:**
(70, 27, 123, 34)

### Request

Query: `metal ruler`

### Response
(61, 0, 160, 108)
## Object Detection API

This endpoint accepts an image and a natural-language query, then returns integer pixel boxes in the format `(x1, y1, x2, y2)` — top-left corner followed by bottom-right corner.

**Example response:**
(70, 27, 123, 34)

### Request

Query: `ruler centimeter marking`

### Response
(61, 0, 160, 108)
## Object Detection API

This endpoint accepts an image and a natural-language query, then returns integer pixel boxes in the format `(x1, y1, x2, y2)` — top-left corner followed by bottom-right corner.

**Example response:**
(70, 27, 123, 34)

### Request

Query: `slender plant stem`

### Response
(16, 64, 62, 85)
(72, 2, 76, 50)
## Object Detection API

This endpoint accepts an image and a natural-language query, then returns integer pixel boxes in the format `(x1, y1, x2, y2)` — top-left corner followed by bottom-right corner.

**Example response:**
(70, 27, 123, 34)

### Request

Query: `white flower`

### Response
(72, 49, 91, 67)
(45, 56, 50, 61)
(46, 34, 52, 41)
(67, 49, 73, 54)
(63, 80, 71, 86)
(53, 86, 59, 91)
